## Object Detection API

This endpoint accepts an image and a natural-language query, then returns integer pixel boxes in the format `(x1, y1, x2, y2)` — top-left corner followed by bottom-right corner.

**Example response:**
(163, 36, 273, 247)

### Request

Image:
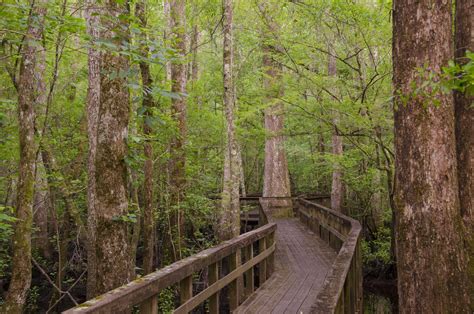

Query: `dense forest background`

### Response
(0, 0, 472, 313)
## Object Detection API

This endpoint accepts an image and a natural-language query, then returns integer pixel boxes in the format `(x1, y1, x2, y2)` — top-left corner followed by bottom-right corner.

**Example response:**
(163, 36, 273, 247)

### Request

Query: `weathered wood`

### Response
(228, 251, 239, 311)
(297, 199, 362, 314)
(179, 275, 192, 305)
(139, 295, 158, 314)
(243, 245, 254, 299)
(258, 237, 267, 286)
(174, 244, 275, 314)
(63, 223, 276, 313)
(208, 262, 219, 314)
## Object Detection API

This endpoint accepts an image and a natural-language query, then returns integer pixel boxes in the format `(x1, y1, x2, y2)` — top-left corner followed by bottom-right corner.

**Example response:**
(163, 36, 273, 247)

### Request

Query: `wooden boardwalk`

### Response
(235, 217, 337, 314)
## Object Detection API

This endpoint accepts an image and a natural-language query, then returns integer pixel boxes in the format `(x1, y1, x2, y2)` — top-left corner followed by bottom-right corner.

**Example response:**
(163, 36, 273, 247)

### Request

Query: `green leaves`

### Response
(442, 51, 474, 96)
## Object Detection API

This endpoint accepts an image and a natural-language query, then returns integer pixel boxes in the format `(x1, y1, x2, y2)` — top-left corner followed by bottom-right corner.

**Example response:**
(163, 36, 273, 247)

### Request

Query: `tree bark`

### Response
(168, 0, 187, 261)
(94, 0, 133, 294)
(259, 2, 292, 211)
(454, 0, 474, 306)
(328, 47, 344, 212)
(2, 1, 46, 312)
(220, 0, 240, 241)
(136, 0, 155, 275)
(392, 0, 471, 312)
(85, 0, 100, 299)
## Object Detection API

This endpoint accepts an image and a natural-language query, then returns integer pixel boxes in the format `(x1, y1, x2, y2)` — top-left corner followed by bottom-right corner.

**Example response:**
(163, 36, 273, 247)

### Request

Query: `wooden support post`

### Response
(266, 233, 274, 278)
(139, 295, 158, 314)
(208, 262, 219, 314)
(180, 275, 193, 305)
(243, 244, 254, 299)
(228, 251, 240, 311)
(259, 237, 267, 286)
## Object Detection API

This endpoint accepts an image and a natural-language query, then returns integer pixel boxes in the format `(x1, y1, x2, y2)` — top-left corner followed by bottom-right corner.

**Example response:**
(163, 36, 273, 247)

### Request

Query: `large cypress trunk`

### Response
(454, 0, 474, 306)
(392, 0, 471, 312)
(94, 0, 133, 294)
(85, 0, 100, 298)
(260, 2, 291, 211)
(2, 1, 47, 312)
(167, 0, 187, 261)
(220, 0, 240, 241)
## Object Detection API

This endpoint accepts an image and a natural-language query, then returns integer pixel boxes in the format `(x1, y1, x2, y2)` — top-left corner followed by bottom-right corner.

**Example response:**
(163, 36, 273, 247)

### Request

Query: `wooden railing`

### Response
(296, 198, 363, 314)
(63, 201, 276, 313)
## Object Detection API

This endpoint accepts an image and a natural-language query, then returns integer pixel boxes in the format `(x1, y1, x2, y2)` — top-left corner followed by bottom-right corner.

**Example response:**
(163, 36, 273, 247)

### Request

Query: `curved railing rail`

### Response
(296, 198, 363, 314)
(64, 200, 276, 313)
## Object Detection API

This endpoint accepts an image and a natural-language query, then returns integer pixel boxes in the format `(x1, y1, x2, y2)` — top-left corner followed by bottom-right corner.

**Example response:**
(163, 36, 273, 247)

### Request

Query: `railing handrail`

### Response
(64, 200, 276, 313)
(296, 198, 362, 313)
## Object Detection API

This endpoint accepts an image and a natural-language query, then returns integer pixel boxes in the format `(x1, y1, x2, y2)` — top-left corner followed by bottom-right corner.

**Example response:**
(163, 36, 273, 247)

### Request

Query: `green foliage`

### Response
(0, 206, 16, 277)
(362, 225, 393, 266)
(442, 51, 474, 97)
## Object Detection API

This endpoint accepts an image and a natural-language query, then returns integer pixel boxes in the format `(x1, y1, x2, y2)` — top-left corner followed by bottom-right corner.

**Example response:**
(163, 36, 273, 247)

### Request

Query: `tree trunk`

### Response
(328, 46, 344, 212)
(259, 2, 292, 211)
(94, 0, 133, 294)
(33, 42, 50, 259)
(220, 0, 240, 241)
(85, 0, 100, 299)
(33, 156, 51, 258)
(454, 0, 474, 306)
(168, 0, 187, 261)
(136, 0, 155, 275)
(2, 1, 46, 312)
(392, 0, 471, 312)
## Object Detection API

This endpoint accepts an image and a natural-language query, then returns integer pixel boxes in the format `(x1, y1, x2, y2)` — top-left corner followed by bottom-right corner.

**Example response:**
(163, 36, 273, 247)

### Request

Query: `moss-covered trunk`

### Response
(392, 0, 471, 311)
(220, 0, 241, 241)
(85, 0, 100, 299)
(167, 0, 187, 262)
(2, 1, 47, 312)
(94, 0, 133, 294)
(136, 0, 156, 275)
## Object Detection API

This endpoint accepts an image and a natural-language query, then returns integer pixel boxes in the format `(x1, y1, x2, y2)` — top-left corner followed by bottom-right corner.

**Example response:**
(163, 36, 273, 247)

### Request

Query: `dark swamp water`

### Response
(363, 278, 398, 314)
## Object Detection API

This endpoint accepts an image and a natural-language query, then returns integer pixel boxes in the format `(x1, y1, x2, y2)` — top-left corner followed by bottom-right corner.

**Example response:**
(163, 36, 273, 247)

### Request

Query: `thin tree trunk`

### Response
(167, 0, 187, 262)
(454, 0, 474, 306)
(136, 0, 155, 275)
(220, 0, 240, 241)
(259, 2, 292, 211)
(33, 155, 51, 258)
(328, 46, 344, 212)
(33, 40, 50, 258)
(85, 0, 100, 299)
(94, 0, 133, 294)
(393, 0, 471, 311)
(2, 1, 46, 312)
(164, 0, 172, 82)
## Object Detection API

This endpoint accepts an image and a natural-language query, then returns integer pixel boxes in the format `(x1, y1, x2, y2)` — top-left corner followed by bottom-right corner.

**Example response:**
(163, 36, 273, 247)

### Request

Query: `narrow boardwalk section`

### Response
(235, 217, 337, 314)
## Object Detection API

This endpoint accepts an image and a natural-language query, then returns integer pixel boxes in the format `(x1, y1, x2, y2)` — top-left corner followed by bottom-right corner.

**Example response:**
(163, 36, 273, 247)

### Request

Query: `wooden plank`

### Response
(208, 262, 219, 314)
(173, 243, 275, 314)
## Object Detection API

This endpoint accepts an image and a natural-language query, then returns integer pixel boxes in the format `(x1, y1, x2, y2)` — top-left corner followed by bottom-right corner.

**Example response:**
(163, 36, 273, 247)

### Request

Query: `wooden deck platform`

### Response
(235, 217, 337, 314)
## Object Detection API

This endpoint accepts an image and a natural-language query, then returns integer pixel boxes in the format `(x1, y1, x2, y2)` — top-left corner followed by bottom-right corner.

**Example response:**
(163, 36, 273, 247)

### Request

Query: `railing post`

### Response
(229, 251, 240, 311)
(180, 275, 193, 306)
(139, 295, 158, 314)
(266, 232, 274, 277)
(259, 236, 267, 285)
(208, 262, 219, 314)
(243, 244, 254, 299)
